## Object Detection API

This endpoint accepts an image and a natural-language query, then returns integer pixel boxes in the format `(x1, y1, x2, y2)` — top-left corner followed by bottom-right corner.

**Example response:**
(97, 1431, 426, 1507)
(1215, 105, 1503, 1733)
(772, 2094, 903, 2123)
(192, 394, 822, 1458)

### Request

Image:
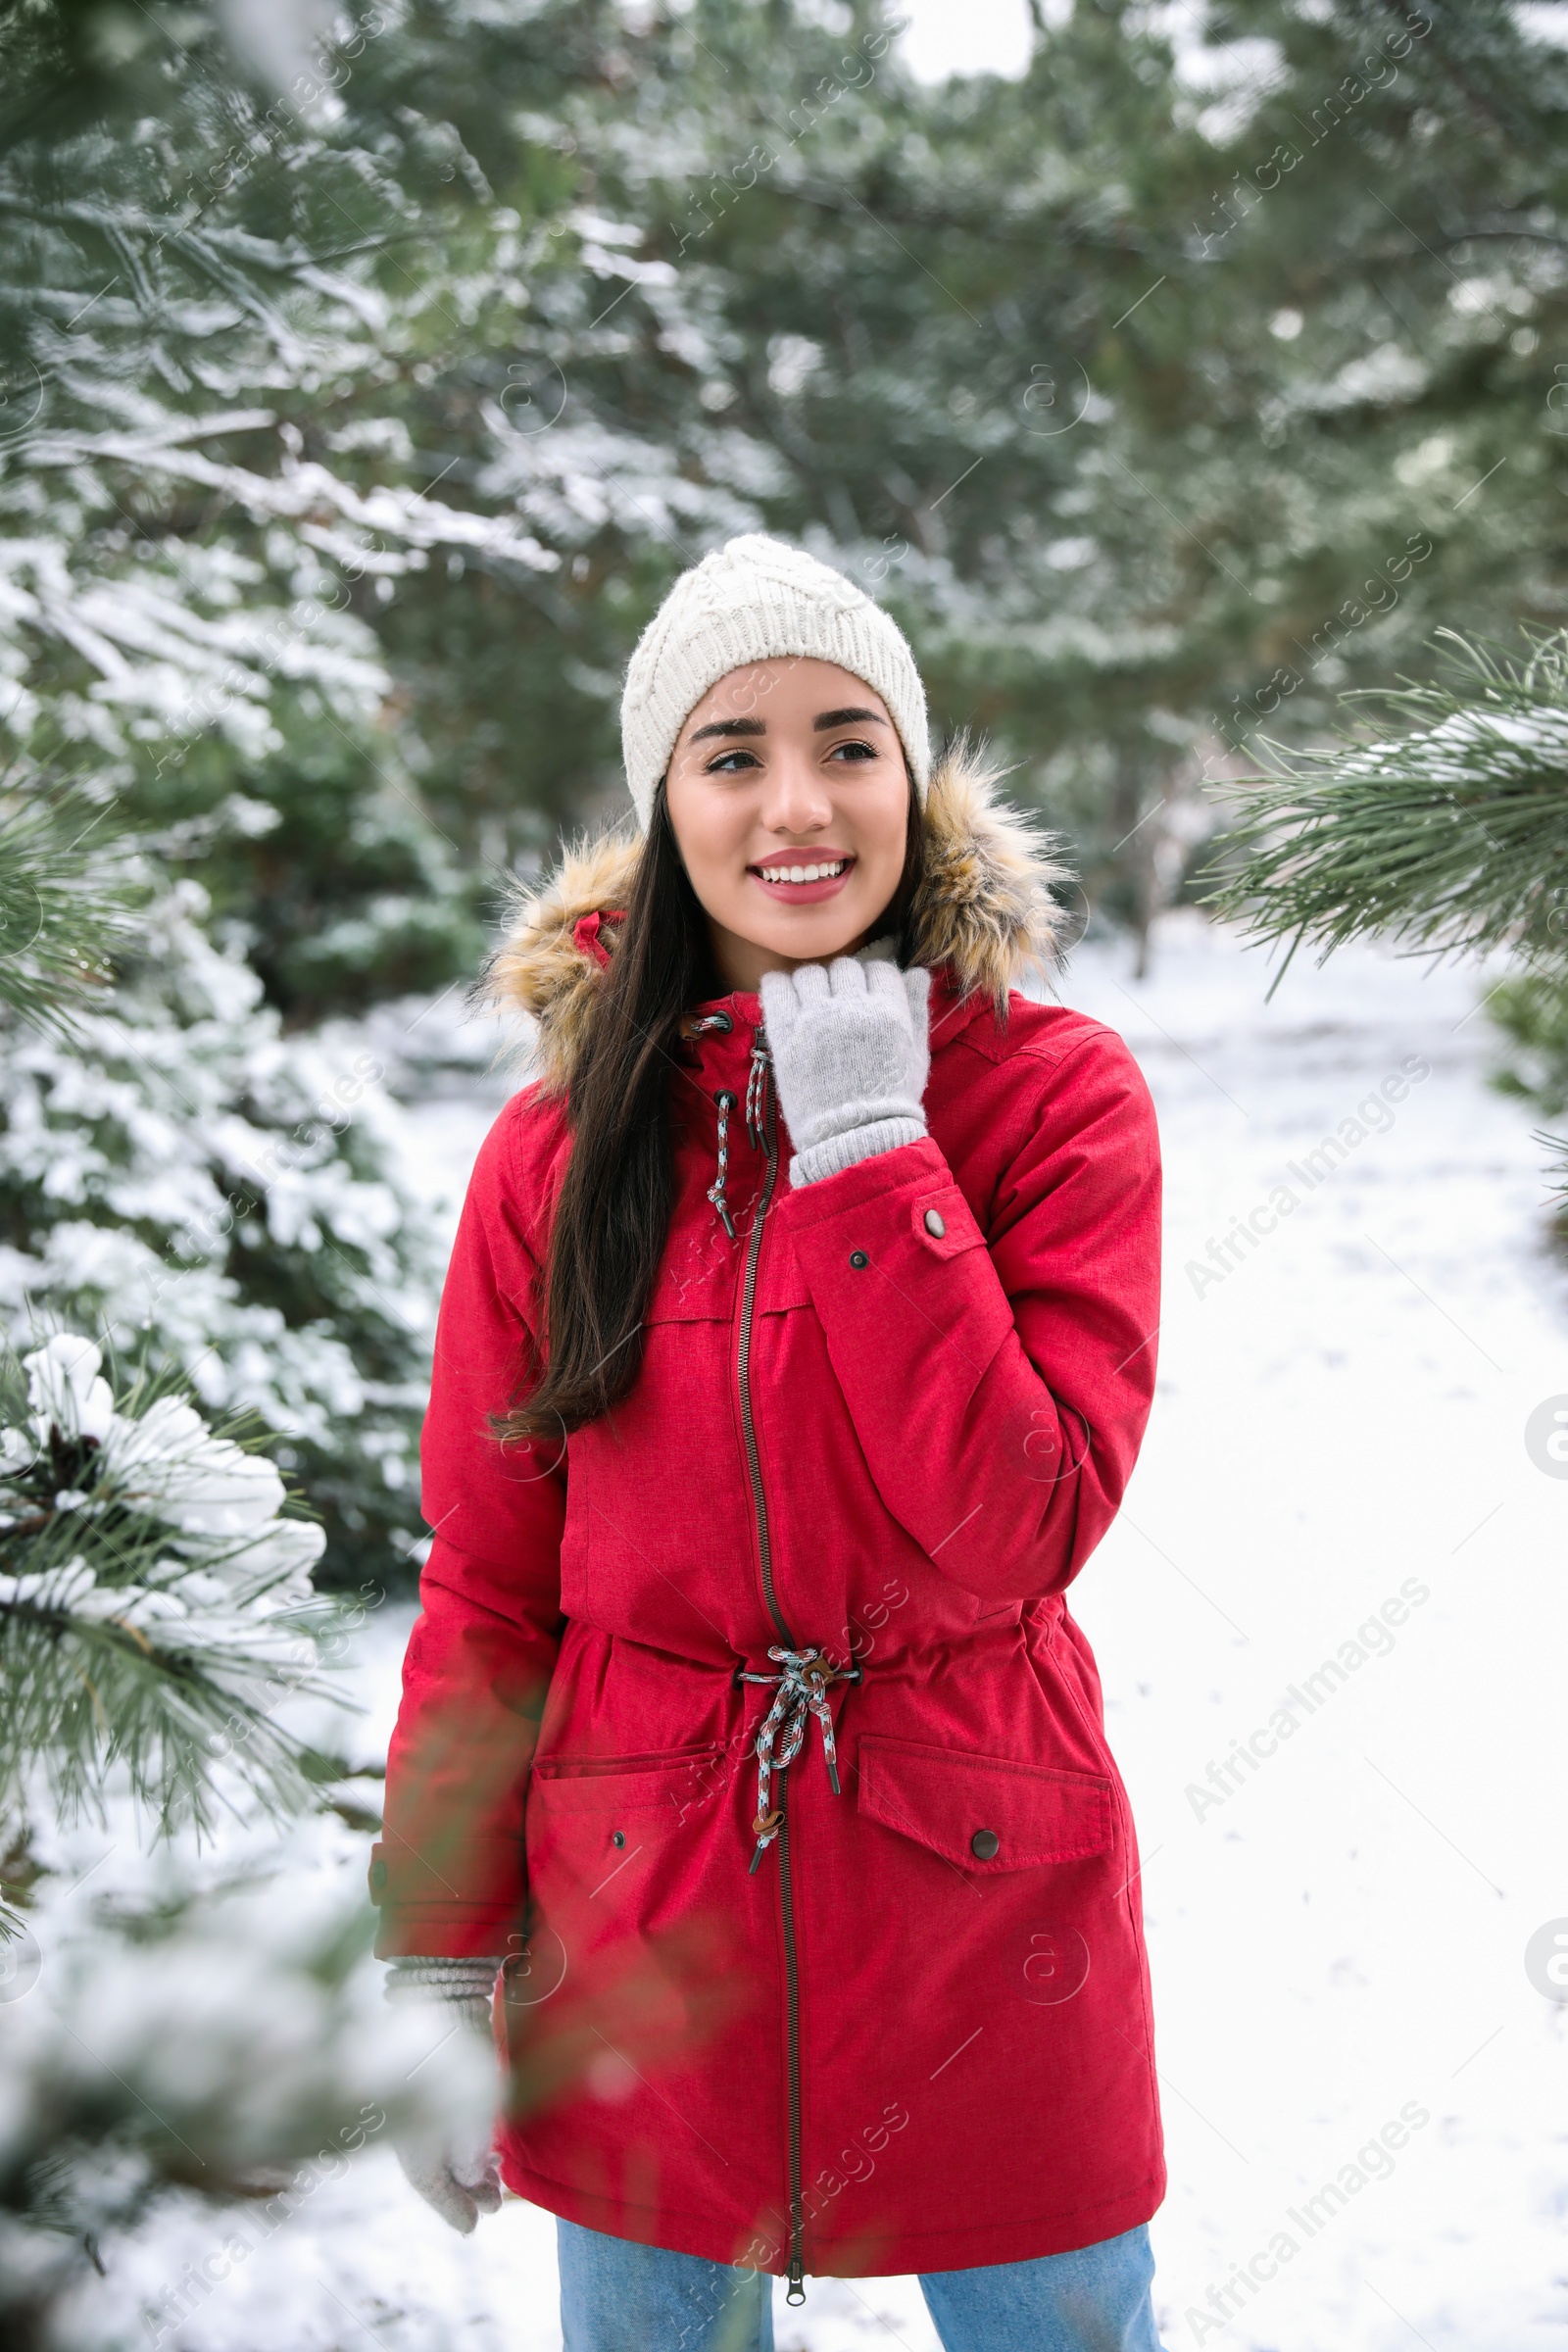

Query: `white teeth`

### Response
(759, 859, 846, 884)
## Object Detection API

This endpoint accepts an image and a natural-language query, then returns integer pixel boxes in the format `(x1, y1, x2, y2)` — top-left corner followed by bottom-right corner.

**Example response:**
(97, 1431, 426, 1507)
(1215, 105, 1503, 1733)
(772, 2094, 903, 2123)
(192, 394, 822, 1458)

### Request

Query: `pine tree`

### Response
(0, 1333, 332, 1847)
(1202, 624, 1568, 1194)
(1204, 629, 1568, 973)
(359, 0, 1554, 959)
(0, 847, 444, 1591)
(0, 790, 131, 1035)
(0, 795, 337, 1852)
(0, 769, 479, 2352)
(0, 2, 478, 1589)
(16, 0, 1564, 957)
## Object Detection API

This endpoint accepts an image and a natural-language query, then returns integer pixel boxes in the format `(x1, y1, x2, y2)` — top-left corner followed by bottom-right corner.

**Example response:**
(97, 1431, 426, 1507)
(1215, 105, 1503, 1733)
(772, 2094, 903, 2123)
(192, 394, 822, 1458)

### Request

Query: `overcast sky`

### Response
(894, 0, 1035, 81)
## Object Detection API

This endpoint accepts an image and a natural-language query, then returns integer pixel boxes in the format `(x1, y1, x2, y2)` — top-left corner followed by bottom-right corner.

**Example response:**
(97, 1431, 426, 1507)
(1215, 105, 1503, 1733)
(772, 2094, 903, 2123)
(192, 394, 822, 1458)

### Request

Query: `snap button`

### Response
(970, 1829, 1000, 1860)
(923, 1208, 947, 1238)
(612, 1831, 626, 1848)
(849, 1250, 869, 1269)
(368, 1856, 388, 1894)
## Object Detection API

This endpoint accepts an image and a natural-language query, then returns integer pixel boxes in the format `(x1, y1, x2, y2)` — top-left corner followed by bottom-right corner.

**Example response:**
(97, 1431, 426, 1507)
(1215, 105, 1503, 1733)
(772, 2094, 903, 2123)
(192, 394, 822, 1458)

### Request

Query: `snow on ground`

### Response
(54, 913, 1568, 2351)
(1063, 915, 1568, 2351)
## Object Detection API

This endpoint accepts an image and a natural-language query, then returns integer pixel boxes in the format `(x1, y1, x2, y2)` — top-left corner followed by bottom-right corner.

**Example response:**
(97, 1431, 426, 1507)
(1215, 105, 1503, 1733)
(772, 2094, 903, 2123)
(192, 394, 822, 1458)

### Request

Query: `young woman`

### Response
(371, 536, 1167, 2351)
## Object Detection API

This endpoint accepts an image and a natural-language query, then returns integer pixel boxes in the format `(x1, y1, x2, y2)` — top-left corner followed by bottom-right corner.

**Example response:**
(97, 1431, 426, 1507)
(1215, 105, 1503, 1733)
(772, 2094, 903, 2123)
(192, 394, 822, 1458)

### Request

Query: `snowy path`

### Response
(77, 916, 1567, 2352)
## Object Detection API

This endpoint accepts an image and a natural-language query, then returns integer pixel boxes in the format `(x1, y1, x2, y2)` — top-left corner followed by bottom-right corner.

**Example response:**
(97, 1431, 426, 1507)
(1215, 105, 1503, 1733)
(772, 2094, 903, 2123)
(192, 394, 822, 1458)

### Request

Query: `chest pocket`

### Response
(644, 1219, 737, 1322)
(644, 1197, 813, 1318)
(531, 1742, 729, 1817)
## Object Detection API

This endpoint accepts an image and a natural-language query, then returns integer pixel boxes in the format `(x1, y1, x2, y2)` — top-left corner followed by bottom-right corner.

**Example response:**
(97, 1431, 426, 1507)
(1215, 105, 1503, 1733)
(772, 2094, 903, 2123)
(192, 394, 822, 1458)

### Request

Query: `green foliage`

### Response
(1488, 972, 1568, 1123)
(9, 0, 1568, 927)
(0, 0, 469, 1590)
(1200, 620, 1568, 1217)
(1200, 628, 1568, 982)
(134, 720, 488, 1026)
(0, 863, 439, 1594)
(476, 0, 1568, 942)
(0, 788, 133, 1035)
(0, 1332, 336, 1838)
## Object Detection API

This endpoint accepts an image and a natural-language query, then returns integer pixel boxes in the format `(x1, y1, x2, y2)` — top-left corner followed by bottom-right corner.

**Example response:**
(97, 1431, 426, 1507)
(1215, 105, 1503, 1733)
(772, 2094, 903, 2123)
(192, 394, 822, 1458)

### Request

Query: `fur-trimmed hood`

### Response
(481, 738, 1071, 1095)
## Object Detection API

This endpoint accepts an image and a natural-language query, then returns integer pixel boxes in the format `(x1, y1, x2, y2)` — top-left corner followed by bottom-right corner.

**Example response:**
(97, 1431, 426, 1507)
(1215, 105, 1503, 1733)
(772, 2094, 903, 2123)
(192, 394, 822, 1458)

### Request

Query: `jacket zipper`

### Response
(737, 1040, 792, 1652)
(733, 1030, 808, 2306)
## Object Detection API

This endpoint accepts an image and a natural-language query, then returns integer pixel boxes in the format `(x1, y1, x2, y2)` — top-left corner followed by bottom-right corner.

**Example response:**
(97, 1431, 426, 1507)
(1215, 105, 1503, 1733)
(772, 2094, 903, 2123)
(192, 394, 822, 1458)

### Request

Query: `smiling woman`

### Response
(371, 534, 1170, 2351)
(664, 658, 916, 989)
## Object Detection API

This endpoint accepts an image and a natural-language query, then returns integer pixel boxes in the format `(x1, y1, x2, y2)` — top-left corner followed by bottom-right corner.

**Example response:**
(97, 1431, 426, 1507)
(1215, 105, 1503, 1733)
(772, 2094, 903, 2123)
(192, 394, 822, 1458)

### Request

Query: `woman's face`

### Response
(663, 657, 912, 993)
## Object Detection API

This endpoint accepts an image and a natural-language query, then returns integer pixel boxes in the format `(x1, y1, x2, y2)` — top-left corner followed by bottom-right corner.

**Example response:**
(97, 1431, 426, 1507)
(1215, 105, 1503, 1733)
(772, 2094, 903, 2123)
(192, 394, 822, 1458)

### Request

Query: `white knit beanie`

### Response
(618, 534, 930, 832)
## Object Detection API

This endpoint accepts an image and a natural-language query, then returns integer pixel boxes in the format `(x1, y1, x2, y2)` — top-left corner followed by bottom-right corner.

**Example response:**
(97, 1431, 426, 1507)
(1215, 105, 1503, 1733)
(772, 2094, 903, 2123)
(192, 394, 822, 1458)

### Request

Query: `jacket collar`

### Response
(480, 735, 1069, 1094)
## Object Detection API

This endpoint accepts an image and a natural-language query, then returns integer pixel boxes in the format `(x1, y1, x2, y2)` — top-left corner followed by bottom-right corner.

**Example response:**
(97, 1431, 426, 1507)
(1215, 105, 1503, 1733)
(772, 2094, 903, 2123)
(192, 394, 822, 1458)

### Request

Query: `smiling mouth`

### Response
(749, 856, 854, 886)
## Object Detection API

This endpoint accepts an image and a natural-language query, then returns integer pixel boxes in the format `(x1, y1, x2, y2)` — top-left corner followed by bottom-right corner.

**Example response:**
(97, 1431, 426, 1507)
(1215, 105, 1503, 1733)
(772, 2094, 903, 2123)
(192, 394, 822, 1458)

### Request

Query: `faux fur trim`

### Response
(907, 733, 1071, 1011)
(480, 822, 643, 1096)
(478, 736, 1071, 1093)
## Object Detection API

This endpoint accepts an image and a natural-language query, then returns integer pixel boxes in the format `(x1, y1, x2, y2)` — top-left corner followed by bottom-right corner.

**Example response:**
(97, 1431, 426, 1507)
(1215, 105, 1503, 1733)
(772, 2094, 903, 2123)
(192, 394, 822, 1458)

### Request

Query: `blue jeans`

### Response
(557, 2216, 1165, 2351)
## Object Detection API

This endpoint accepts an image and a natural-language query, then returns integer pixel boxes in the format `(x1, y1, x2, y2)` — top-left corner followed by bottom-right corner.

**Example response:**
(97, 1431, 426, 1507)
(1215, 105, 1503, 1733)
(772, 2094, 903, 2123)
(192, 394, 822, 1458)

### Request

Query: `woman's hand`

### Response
(395, 2113, 503, 2236)
(385, 1956, 505, 2233)
(760, 956, 931, 1187)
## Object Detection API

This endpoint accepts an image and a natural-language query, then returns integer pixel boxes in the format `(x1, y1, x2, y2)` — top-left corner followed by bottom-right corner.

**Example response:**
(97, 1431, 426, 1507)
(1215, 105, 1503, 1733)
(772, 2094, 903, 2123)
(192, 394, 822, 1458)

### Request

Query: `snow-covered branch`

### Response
(0, 1335, 340, 1838)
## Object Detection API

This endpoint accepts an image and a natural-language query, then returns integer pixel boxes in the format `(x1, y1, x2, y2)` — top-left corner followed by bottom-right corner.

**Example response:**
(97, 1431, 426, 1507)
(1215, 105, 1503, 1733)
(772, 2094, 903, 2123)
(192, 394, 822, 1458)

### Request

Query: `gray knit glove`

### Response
(760, 956, 931, 1187)
(385, 1956, 506, 2233)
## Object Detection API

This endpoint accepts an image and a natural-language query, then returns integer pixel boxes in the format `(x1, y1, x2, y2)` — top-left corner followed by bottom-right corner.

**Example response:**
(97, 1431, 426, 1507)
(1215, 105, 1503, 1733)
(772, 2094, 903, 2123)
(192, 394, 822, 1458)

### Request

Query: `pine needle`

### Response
(1200, 629, 1568, 981)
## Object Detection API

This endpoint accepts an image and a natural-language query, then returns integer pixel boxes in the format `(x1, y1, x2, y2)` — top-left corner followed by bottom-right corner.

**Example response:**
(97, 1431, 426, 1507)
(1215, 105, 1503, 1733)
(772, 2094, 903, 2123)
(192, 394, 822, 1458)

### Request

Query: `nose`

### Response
(757, 745, 833, 837)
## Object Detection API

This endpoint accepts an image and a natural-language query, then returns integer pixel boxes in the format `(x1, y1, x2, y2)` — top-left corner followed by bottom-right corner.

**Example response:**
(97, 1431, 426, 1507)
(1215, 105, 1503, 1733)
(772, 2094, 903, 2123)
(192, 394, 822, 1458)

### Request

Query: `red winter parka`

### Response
(370, 747, 1166, 2296)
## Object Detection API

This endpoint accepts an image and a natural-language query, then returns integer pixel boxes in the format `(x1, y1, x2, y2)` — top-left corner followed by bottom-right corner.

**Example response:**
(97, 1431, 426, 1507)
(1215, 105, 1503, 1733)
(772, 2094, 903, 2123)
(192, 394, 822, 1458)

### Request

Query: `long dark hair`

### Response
(508, 772, 925, 1442)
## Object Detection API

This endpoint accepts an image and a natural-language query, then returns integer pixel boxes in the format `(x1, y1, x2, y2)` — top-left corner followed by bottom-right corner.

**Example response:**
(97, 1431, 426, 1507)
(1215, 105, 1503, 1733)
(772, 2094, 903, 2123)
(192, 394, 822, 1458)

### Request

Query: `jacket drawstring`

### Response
(698, 1018, 770, 1241)
(740, 1645, 861, 1873)
(707, 1089, 738, 1238)
(745, 1027, 770, 1147)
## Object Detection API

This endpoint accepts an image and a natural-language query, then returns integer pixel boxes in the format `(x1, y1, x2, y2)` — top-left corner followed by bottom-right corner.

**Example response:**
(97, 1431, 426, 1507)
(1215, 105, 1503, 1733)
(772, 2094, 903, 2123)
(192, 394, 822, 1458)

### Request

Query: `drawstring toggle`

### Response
(740, 1645, 861, 1873)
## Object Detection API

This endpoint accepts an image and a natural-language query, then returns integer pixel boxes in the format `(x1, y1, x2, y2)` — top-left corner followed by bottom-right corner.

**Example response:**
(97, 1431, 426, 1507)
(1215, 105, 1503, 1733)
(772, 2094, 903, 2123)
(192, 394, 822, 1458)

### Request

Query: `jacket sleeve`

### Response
(368, 1099, 566, 1959)
(775, 1024, 1160, 1610)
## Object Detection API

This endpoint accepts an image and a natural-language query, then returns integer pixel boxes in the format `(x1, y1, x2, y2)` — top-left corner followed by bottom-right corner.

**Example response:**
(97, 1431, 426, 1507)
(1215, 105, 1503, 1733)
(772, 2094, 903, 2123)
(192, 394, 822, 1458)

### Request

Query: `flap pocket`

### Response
(644, 1220, 739, 1322)
(644, 1268, 732, 1323)
(754, 1223, 811, 1314)
(531, 1743, 726, 1816)
(856, 1735, 1112, 1873)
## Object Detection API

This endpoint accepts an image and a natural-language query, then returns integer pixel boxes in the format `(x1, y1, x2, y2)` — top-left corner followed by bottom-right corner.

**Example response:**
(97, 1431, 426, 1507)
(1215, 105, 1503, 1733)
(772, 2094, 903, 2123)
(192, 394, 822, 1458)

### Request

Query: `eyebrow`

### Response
(688, 715, 766, 743)
(813, 707, 888, 731)
(687, 706, 889, 746)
